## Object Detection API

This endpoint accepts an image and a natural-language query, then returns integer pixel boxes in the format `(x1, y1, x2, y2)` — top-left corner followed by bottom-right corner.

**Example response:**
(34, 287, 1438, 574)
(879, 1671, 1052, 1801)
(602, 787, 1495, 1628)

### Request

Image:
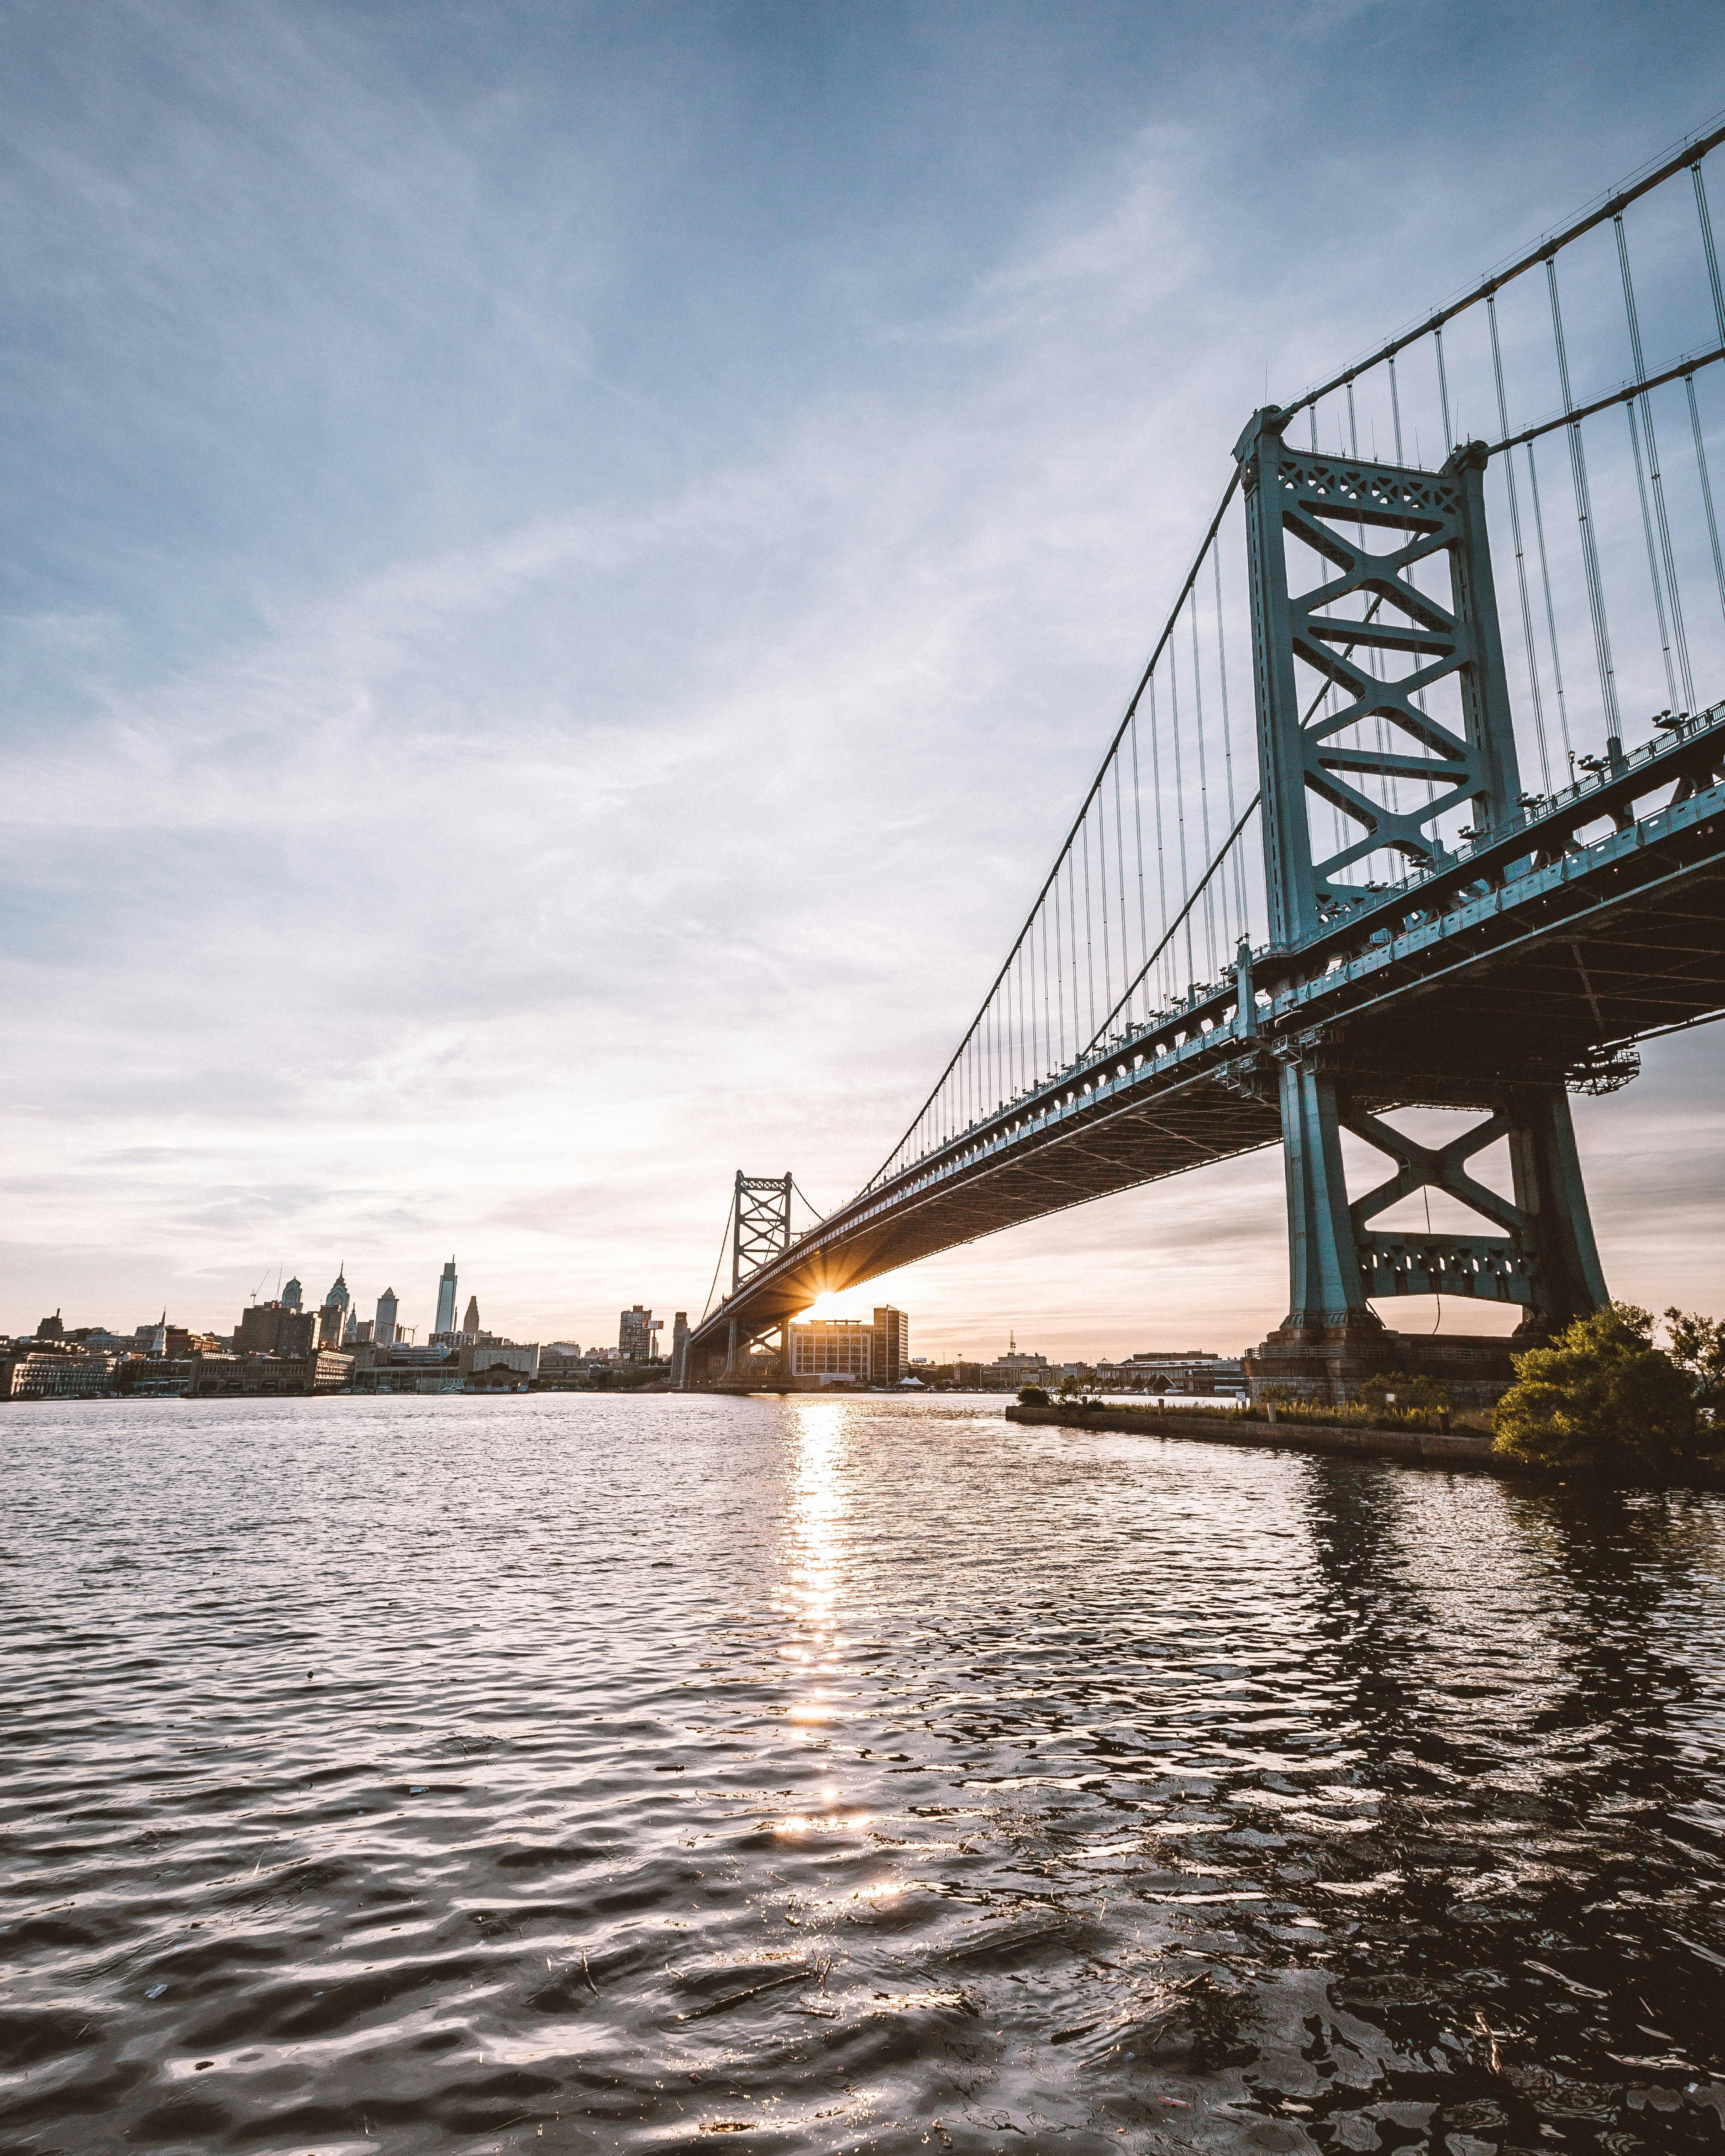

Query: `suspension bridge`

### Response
(683, 125, 1725, 1399)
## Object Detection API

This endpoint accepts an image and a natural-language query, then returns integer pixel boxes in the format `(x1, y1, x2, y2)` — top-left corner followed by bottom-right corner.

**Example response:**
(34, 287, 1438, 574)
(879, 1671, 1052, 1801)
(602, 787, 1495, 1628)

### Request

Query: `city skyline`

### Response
(3, 6, 1723, 1357)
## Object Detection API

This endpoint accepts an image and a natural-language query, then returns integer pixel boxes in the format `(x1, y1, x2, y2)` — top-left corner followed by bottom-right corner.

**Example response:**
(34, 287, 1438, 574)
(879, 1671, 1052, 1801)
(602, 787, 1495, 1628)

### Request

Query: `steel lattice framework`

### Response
(683, 121, 1725, 1391)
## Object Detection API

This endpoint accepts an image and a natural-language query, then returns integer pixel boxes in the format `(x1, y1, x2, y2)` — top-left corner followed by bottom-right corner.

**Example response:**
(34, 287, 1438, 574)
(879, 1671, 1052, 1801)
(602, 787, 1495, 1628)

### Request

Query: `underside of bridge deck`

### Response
(685, 795, 1725, 1374)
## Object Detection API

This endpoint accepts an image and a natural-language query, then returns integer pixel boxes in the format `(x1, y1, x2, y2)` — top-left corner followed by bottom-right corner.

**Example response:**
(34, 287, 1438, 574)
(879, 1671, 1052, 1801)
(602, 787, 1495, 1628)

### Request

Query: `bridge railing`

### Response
(861, 117, 1725, 1203)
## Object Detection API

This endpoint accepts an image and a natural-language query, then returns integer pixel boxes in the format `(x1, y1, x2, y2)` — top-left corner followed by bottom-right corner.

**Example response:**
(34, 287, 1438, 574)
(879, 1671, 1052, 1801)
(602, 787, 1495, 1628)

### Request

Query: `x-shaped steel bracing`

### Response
(1343, 1105, 1533, 1306)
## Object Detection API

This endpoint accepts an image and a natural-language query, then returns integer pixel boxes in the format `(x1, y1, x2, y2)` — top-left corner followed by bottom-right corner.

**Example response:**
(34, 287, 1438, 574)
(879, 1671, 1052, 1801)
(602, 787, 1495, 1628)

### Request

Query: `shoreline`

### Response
(1005, 1399, 1515, 1473)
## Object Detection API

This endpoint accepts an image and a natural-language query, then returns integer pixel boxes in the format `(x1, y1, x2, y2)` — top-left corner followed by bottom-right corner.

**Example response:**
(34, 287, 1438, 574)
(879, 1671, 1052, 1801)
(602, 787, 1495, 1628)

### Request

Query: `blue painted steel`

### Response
(1235, 411, 1607, 1336)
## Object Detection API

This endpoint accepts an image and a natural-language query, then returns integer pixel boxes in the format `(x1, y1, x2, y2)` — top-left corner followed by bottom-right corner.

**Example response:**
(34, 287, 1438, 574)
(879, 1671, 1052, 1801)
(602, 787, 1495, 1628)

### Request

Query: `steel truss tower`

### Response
(1234, 409, 1607, 1355)
(725, 1173, 794, 1378)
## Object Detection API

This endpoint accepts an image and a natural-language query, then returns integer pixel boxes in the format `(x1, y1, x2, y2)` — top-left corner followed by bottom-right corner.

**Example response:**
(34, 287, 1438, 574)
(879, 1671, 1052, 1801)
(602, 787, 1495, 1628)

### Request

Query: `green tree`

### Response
(1664, 1307, 1725, 1432)
(1492, 1303, 1699, 1479)
(1017, 1384, 1051, 1408)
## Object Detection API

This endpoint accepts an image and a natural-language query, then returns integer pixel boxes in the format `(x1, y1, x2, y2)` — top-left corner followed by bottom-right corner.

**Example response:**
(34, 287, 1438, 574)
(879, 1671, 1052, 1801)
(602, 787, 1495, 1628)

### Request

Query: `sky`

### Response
(4, 0, 1724, 1359)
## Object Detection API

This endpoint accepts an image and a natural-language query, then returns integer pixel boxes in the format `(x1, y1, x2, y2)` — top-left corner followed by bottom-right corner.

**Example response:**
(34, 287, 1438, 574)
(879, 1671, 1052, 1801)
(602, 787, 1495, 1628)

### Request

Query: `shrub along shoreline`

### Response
(1014, 1302, 1725, 1491)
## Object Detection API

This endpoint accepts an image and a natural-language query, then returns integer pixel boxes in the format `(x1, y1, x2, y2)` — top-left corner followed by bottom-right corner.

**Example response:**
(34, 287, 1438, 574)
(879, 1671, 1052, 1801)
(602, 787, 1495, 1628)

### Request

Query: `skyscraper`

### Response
(435, 1258, 458, 1337)
(321, 1267, 351, 1349)
(375, 1288, 399, 1348)
(282, 1278, 303, 1311)
(620, 1305, 660, 1362)
(462, 1295, 480, 1338)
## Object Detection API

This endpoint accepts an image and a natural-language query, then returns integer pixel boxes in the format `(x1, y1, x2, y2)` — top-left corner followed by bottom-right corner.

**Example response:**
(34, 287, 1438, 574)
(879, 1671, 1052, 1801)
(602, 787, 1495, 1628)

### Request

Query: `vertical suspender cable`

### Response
(1623, 399, 1680, 707)
(1168, 631, 1194, 988)
(1690, 162, 1725, 635)
(1547, 257, 1622, 740)
(1112, 753, 1129, 1020)
(1213, 545, 1246, 934)
(1687, 373, 1725, 636)
(1130, 709, 1149, 1007)
(1435, 327, 1454, 452)
(1189, 599, 1217, 974)
(1524, 437, 1575, 760)
(1080, 824, 1097, 1042)
(1149, 672, 1171, 1003)
(1068, 852, 1081, 1060)
(1095, 789, 1113, 1023)
(1488, 294, 1555, 791)
(1616, 215, 1691, 707)
(1040, 905, 1052, 1080)
(1052, 870, 1066, 1067)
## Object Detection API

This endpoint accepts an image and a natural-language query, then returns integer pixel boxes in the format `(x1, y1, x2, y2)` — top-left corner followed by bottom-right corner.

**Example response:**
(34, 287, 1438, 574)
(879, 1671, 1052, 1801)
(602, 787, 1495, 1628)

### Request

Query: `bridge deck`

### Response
(685, 716, 1725, 1377)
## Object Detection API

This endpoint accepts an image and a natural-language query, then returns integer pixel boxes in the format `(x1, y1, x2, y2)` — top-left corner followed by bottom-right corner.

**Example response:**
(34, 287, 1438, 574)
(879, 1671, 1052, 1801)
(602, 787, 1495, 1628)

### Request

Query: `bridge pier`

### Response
(1248, 1051, 1609, 1405)
(1237, 411, 1612, 1405)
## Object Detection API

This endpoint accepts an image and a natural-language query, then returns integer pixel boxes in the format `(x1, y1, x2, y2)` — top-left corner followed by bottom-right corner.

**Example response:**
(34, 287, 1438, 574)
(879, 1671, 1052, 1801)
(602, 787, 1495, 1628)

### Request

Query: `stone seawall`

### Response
(1005, 1402, 1512, 1473)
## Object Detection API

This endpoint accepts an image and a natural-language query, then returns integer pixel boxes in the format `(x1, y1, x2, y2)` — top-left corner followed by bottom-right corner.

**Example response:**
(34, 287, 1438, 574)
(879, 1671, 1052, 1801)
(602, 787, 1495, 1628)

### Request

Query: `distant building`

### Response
(235, 1302, 318, 1357)
(5, 1347, 118, 1399)
(788, 1306, 908, 1386)
(620, 1305, 660, 1362)
(435, 1259, 458, 1339)
(348, 1343, 459, 1395)
(282, 1278, 304, 1312)
(462, 1295, 480, 1337)
(322, 1269, 351, 1345)
(375, 1288, 399, 1348)
(459, 1340, 540, 1390)
(188, 1350, 352, 1397)
(1095, 1352, 1245, 1394)
(979, 1338, 1052, 1389)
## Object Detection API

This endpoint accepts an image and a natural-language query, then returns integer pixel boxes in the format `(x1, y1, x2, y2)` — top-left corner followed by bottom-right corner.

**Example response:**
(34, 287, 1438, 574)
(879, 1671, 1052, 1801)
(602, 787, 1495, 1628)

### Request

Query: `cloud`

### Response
(3, 2, 1724, 1349)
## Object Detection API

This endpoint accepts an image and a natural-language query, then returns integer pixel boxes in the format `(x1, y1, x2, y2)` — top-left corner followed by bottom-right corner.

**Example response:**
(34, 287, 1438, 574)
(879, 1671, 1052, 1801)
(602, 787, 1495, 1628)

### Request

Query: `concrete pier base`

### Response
(1243, 1320, 1521, 1409)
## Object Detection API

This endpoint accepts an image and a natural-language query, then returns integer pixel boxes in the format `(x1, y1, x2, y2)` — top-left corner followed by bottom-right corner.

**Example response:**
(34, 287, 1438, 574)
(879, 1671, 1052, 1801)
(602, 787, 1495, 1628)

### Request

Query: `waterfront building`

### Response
(348, 1343, 459, 1395)
(788, 1306, 908, 1386)
(375, 1288, 399, 1347)
(235, 1301, 318, 1357)
(978, 1340, 1052, 1389)
(458, 1339, 540, 1390)
(188, 1349, 352, 1397)
(1103, 1351, 1246, 1394)
(4, 1347, 118, 1399)
(435, 1259, 458, 1338)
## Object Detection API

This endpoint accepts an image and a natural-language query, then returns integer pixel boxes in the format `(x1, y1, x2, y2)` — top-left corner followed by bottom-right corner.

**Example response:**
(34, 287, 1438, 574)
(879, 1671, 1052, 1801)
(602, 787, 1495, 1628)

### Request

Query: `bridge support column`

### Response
(1278, 1053, 1377, 1333)
(1505, 1084, 1609, 1336)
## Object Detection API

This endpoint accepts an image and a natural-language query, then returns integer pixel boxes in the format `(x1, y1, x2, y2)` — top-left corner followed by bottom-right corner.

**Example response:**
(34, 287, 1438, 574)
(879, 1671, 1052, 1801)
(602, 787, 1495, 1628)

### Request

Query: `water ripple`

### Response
(2, 1393, 1722, 2151)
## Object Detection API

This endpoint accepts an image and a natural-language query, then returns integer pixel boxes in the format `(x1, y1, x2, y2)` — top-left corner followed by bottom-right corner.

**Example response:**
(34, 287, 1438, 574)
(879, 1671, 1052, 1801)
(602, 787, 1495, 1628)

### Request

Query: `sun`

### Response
(799, 1291, 861, 1320)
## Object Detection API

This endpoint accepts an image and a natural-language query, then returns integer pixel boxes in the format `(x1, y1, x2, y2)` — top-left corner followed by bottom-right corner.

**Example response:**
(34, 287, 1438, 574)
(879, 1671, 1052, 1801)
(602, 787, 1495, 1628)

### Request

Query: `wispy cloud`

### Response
(3, 2, 1723, 1351)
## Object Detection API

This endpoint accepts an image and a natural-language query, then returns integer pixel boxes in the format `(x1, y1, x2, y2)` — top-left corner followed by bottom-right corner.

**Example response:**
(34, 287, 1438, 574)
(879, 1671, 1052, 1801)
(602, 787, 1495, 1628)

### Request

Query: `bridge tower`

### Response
(723, 1173, 794, 1383)
(1234, 409, 1607, 1398)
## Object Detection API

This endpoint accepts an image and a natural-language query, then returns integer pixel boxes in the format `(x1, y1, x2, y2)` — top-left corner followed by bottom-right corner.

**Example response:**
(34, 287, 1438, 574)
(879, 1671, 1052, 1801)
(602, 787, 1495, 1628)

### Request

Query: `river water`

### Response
(4, 1394, 1724, 2155)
